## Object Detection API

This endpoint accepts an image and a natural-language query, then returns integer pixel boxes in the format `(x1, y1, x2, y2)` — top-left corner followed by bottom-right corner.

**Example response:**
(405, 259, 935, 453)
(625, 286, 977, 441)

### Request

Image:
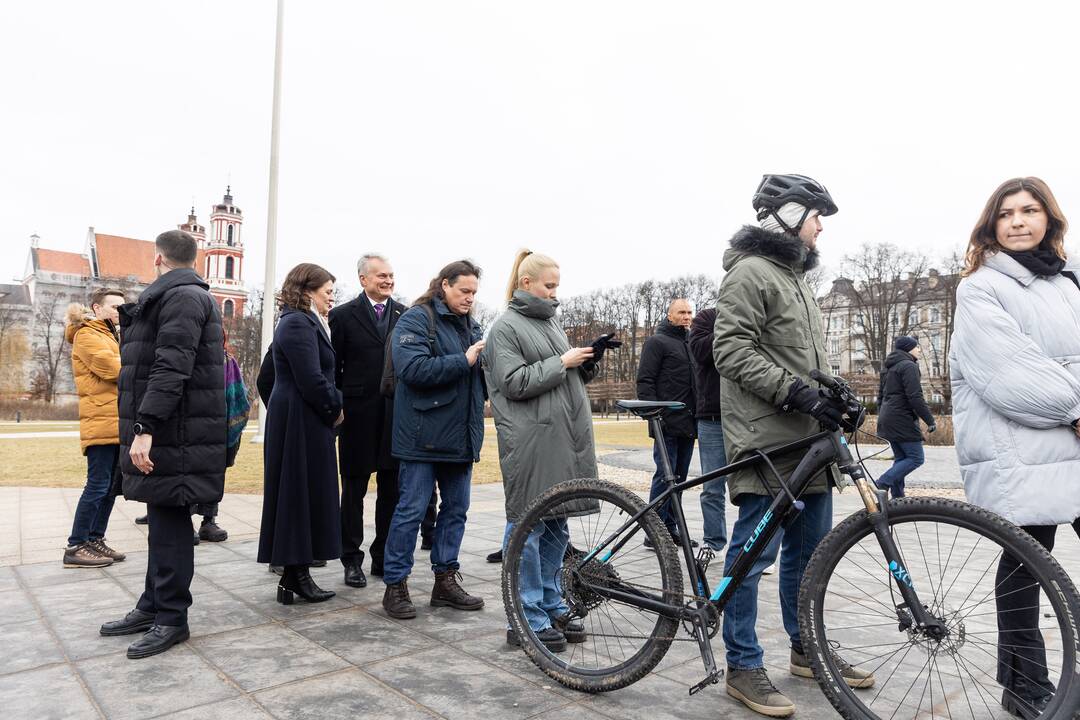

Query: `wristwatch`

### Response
(133, 422, 149, 436)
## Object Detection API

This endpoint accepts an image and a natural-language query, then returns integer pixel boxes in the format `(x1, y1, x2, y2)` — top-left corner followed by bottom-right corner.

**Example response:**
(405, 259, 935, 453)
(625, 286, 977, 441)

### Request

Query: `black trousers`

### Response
(341, 469, 399, 567)
(136, 503, 194, 627)
(996, 518, 1080, 700)
(421, 487, 437, 541)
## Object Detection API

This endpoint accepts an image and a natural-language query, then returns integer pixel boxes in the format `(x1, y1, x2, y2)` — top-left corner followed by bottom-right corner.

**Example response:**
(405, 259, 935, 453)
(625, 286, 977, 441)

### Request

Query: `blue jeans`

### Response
(648, 434, 695, 535)
(503, 520, 569, 631)
(68, 444, 118, 547)
(383, 461, 471, 585)
(721, 490, 832, 670)
(697, 419, 728, 551)
(878, 441, 924, 499)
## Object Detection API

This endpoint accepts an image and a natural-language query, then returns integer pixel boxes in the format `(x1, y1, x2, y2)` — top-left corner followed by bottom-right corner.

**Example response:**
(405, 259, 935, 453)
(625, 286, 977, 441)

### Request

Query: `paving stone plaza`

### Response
(1, 454, 1078, 719)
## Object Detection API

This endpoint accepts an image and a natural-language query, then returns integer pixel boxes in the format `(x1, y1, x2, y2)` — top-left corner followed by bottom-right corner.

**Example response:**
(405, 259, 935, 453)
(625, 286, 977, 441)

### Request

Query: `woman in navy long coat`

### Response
(258, 263, 343, 604)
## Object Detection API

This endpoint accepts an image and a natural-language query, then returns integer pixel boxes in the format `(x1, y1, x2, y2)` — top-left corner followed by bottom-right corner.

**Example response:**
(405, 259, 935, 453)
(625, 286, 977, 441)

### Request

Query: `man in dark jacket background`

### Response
(688, 306, 727, 553)
(99, 230, 225, 660)
(636, 298, 697, 546)
(329, 254, 403, 588)
(876, 336, 936, 498)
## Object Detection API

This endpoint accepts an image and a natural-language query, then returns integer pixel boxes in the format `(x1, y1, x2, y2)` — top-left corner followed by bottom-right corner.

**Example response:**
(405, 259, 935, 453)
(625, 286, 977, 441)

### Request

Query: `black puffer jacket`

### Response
(877, 349, 934, 443)
(688, 307, 722, 418)
(636, 319, 696, 438)
(118, 268, 226, 506)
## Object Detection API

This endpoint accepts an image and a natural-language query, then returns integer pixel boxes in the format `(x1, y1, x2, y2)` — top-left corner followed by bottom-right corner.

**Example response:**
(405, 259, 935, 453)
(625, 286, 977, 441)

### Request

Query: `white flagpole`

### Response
(255, 0, 284, 443)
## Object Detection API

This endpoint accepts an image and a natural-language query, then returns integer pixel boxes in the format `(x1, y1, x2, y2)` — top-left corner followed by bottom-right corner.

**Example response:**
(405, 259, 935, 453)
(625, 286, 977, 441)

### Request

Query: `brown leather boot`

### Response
(430, 570, 484, 611)
(382, 579, 417, 619)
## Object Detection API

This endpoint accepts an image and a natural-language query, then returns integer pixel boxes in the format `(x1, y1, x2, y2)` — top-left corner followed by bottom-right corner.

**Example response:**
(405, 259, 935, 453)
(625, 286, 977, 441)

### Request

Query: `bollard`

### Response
(15, 411, 21, 423)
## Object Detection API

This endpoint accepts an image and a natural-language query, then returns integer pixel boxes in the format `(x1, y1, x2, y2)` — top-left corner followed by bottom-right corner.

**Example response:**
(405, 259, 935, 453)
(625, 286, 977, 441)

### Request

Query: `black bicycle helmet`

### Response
(753, 174, 838, 218)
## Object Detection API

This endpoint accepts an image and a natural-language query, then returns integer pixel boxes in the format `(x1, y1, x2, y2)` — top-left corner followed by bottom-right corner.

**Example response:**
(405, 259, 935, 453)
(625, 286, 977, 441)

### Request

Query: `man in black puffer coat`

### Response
(636, 298, 697, 545)
(99, 230, 225, 660)
(876, 336, 936, 498)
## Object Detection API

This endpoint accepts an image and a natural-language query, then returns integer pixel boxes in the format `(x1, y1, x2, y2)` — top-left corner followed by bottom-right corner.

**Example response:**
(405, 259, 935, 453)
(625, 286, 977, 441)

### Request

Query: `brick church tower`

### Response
(181, 187, 246, 319)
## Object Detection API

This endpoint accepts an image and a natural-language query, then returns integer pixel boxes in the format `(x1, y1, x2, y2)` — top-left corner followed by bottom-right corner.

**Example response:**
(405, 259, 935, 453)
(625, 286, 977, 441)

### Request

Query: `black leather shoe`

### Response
(100, 608, 155, 636)
(127, 624, 190, 659)
(486, 549, 503, 563)
(344, 563, 367, 588)
(310, 559, 326, 568)
(278, 565, 335, 604)
(134, 515, 148, 525)
(370, 561, 384, 577)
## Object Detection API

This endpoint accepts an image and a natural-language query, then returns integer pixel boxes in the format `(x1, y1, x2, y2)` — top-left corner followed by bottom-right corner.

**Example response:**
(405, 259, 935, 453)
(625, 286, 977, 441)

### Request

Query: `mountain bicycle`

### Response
(502, 370, 1080, 719)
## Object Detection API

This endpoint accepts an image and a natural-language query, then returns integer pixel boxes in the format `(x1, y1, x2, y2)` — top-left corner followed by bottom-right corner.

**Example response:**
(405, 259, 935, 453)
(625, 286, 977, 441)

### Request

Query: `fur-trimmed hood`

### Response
(722, 225, 819, 273)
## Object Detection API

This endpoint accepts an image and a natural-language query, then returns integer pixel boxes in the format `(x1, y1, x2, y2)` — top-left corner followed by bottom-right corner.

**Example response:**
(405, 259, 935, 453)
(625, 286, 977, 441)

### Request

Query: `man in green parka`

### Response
(713, 174, 874, 716)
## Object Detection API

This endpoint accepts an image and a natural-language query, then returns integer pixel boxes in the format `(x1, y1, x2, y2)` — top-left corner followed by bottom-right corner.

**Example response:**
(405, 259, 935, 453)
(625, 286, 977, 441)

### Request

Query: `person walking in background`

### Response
(636, 298, 698, 548)
(485, 250, 600, 652)
(875, 335, 935, 499)
(99, 230, 226, 659)
(63, 288, 127, 568)
(330, 254, 403, 588)
(258, 263, 343, 605)
(713, 174, 872, 716)
(381, 260, 487, 620)
(688, 305, 727, 556)
(951, 176, 1080, 719)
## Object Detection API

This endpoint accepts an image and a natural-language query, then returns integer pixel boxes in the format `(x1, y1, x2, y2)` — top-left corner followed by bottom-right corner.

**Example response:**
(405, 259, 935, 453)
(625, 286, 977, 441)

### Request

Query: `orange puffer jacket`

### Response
(65, 305, 121, 453)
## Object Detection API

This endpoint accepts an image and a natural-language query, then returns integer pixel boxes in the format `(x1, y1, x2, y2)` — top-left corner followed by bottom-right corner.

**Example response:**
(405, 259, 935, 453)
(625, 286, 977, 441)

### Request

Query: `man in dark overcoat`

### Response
(98, 230, 226, 659)
(329, 254, 403, 587)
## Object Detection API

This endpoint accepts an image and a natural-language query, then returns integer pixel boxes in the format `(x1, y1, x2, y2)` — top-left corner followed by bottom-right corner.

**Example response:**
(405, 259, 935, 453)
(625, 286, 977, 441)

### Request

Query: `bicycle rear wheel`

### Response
(799, 496, 1080, 719)
(502, 478, 684, 693)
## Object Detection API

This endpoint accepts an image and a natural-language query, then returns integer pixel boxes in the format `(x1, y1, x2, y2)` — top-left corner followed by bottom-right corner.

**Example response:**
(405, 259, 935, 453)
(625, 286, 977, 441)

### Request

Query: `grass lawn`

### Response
(0, 418, 651, 494)
(0, 422, 80, 434)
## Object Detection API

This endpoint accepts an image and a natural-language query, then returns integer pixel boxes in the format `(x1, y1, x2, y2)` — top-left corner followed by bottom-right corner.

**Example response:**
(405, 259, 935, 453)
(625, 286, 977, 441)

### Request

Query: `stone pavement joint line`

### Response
(1, 484, 1077, 719)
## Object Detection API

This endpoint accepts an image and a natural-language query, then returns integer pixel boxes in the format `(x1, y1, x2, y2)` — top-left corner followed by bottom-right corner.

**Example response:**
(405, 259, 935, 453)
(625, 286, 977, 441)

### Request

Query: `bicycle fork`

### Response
(840, 436, 948, 639)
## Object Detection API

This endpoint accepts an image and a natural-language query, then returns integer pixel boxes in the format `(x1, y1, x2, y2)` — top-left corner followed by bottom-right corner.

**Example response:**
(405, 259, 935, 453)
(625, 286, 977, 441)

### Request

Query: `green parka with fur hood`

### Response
(712, 225, 839, 501)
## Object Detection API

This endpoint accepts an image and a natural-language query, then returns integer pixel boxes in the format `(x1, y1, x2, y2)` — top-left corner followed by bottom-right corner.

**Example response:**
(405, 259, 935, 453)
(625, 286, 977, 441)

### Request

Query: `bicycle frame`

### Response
(575, 414, 948, 692)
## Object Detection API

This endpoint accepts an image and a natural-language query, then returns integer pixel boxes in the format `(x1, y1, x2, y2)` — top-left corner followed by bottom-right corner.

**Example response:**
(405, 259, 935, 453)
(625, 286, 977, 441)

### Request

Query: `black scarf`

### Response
(1003, 246, 1065, 276)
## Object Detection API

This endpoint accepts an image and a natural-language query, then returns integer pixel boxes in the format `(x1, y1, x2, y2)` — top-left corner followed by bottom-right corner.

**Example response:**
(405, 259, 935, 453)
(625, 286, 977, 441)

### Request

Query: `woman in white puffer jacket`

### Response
(950, 176, 1080, 718)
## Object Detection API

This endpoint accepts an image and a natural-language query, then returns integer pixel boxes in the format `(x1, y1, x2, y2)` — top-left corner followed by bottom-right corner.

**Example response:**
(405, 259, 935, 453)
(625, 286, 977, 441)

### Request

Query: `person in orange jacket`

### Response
(63, 288, 128, 568)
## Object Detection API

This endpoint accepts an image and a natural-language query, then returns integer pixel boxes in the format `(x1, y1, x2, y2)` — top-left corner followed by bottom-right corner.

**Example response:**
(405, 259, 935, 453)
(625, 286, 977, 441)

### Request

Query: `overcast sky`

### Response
(3, 1, 1079, 303)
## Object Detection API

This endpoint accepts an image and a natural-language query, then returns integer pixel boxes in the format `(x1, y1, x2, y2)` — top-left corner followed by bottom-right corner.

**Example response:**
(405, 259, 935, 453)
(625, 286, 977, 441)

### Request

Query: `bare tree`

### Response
(32, 292, 70, 403)
(919, 251, 963, 412)
(842, 243, 930, 372)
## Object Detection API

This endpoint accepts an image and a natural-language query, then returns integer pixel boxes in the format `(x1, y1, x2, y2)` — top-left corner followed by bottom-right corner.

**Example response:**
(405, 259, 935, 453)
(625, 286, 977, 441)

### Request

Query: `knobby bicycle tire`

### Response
(799, 496, 1080, 719)
(502, 478, 684, 693)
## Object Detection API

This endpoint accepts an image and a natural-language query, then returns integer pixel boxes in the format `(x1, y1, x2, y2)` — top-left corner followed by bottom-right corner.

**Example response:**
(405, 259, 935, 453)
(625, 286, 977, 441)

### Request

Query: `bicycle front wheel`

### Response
(502, 479, 684, 693)
(799, 496, 1080, 719)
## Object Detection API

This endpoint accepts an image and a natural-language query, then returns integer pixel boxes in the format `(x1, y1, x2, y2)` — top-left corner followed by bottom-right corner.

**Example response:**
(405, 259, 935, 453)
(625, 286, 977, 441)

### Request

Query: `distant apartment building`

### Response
(818, 268, 958, 408)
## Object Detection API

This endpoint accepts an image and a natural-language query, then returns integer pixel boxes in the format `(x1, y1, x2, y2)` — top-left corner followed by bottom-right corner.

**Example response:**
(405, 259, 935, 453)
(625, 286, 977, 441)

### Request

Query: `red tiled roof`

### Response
(93, 234, 208, 284)
(35, 248, 90, 276)
(93, 234, 158, 284)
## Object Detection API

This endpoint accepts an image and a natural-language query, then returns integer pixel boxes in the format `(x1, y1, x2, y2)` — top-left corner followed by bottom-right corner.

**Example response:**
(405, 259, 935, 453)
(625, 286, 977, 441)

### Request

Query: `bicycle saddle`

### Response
(615, 399, 686, 418)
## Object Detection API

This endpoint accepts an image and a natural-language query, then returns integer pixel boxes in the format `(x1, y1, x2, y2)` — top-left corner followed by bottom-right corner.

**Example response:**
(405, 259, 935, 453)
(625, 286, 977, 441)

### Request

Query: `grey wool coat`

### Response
(951, 251, 1080, 527)
(483, 291, 599, 522)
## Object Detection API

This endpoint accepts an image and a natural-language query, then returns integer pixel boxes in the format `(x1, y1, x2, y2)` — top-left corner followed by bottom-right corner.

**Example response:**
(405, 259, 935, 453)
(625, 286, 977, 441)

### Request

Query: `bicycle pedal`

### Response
(695, 546, 716, 575)
(688, 669, 723, 696)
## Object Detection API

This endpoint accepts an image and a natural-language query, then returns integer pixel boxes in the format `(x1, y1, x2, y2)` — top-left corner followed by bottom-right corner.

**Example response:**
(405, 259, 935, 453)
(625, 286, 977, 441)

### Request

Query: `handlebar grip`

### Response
(809, 368, 841, 391)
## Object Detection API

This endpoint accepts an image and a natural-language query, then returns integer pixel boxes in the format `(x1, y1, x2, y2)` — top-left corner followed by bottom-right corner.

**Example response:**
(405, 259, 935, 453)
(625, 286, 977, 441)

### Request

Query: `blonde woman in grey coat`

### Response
(951, 176, 1080, 718)
(484, 250, 600, 654)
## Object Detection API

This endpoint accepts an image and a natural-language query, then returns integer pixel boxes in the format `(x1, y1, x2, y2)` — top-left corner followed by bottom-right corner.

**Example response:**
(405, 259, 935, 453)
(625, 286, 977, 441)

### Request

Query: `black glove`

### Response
(588, 333, 622, 364)
(782, 378, 846, 432)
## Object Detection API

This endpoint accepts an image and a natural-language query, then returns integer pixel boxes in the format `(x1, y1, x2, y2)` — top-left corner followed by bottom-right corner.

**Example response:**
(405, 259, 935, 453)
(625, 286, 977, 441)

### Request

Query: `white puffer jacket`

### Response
(950, 251, 1080, 526)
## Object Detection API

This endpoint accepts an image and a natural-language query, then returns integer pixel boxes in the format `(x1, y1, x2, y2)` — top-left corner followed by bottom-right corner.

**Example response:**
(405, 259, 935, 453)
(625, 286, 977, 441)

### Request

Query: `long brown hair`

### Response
(963, 177, 1069, 276)
(277, 263, 336, 312)
(414, 260, 482, 309)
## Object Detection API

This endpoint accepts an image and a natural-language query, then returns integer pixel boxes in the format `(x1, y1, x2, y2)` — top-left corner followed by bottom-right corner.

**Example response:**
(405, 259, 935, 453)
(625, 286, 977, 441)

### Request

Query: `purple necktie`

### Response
(374, 303, 385, 321)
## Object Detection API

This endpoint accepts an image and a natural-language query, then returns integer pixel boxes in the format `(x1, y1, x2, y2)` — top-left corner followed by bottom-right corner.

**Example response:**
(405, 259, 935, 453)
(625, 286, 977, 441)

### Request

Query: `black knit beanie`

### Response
(894, 336, 918, 352)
